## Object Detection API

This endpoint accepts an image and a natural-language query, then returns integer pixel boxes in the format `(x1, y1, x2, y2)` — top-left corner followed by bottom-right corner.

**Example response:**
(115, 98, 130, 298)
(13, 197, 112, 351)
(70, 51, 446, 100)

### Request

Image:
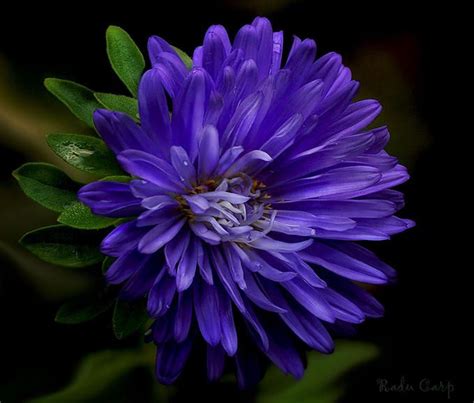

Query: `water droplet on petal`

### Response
(183, 161, 189, 166)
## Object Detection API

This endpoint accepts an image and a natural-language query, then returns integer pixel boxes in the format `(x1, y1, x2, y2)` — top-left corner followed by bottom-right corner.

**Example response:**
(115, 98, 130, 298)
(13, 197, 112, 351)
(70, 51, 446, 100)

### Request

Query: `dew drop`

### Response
(183, 161, 189, 166)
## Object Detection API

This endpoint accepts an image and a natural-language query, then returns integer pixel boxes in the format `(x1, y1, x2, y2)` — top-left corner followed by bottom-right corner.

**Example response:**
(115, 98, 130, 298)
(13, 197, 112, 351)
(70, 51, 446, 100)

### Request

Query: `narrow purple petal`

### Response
(119, 253, 161, 299)
(170, 146, 196, 187)
(202, 25, 231, 80)
(118, 150, 185, 193)
(155, 338, 193, 384)
(198, 124, 220, 179)
(251, 17, 273, 78)
(269, 166, 382, 202)
(78, 181, 142, 217)
(197, 241, 214, 284)
(138, 68, 172, 158)
(207, 345, 226, 381)
(282, 278, 336, 322)
(138, 218, 186, 254)
(164, 229, 190, 274)
(242, 270, 287, 313)
(93, 109, 158, 155)
(176, 236, 198, 291)
(194, 279, 221, 346)
(211, 247, 246, 313)
(105, 248, 150, 284)
(270, 31, 284, 74)
(101, 221, 147, 257)
(171, 68, 212, 161)
(300, 241, 392, 284)
(174, 291, 193, 342)
(233, 24, 259, 62)
(217, 286, 238, 356)
(148, 270, 177, 317)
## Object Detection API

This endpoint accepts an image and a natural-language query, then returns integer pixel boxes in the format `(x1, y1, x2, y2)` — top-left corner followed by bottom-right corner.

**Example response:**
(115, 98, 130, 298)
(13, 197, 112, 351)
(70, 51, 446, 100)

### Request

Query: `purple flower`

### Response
(79, 17, 414, 387)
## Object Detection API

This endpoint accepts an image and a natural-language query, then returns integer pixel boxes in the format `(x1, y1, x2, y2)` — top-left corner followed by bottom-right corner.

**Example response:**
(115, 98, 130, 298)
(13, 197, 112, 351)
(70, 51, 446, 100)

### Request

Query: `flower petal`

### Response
(194, 279, 221, 346)
(155, 338, 193, 384)
(118, 150, 185, 193)
(138, 218, 186, 254)
(79, 181, 142, 217)
(138, 68, 172, 158)
(198, 124, 220, 179)
(93, 109, 158, 155)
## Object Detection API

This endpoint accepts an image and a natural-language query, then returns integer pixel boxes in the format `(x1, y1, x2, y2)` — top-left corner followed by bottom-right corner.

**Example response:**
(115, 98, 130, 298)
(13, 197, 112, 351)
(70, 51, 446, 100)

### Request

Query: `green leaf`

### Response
(58, 201, 119, 229)
(106, 26, 145, 97)
(46, 133, 124, 176)
(102, 256, 115, 274)
(100, 175, 132, 183)
(19, 224, 105, 268)
(113, 299, 149, 340)
(12, 163, 78, 212)
(172, 46, 193, 69)
(55, 292, 114, 324)
(44, 78, 102, 128)
(29, 349, 153, 403)
(258, 341, 379, 403)
(95, 92, 138, 120)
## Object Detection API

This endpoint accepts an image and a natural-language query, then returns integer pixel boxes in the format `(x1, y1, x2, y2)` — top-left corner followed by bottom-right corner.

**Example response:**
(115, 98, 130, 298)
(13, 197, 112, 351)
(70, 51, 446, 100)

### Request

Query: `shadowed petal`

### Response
(155, 338, 193, 384)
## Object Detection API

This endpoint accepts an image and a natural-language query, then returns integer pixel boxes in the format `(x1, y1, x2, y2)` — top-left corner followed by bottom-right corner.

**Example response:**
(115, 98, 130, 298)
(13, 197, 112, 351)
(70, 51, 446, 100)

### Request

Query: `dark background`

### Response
(0, 1, 465, 402)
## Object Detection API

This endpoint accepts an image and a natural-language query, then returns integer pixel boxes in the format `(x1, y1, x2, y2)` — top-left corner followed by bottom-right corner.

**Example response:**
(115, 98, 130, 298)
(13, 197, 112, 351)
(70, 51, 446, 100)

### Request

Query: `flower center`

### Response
(177, 174, 274, 244)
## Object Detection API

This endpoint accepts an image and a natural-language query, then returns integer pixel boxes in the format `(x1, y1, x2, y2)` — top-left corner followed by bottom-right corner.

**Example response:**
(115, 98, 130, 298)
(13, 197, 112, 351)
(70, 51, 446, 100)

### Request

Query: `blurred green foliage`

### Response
(25, 341, 377, 402)
(29, 347, 156, 403)
(258, 341, 378, 403)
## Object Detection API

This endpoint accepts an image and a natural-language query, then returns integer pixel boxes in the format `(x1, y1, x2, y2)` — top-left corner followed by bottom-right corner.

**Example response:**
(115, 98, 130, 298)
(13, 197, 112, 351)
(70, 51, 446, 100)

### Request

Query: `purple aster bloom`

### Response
(79, 17, 414, 387)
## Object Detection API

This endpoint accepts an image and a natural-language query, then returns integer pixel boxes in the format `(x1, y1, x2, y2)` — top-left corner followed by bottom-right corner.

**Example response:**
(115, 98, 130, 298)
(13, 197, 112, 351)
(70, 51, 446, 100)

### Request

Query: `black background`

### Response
(0, 1, 465, 402)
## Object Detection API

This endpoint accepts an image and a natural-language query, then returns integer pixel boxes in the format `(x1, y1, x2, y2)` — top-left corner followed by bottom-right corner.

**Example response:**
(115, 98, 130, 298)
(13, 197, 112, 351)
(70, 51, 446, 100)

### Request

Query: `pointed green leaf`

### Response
(19, 224, 105, 268)
(113, 299, 149, 340)
(55, 292, 114, 324)
(100, 175, 132, 183)
(172, 46, 193, 69)
(44, 78, 102, 128)
(102, 256, 115, 274)
(94, 92, 139, 120)
(12, 163, 78, 212)
(58, 201, 120, 229)
(46, 133, 124, 176)
(106, 26, 145, 96)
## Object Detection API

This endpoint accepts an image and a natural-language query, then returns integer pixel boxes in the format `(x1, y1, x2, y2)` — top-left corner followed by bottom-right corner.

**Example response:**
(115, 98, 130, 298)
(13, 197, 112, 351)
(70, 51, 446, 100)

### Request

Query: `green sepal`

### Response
(44, 78, 102, 128)
(46, 133, 124, 177)
(113, 299, 149, 340)
(94, 92, 139, 120)
(19, 224, 105, 268)
(12, 162, 78, 212)
(58, 201, 120, 230)
(100, 175, 132, 183)
(172, 45, 193, 69)
(55, 291, 114, 324)
(106, 26, 145, 97)
(101, 256, 115, 274)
